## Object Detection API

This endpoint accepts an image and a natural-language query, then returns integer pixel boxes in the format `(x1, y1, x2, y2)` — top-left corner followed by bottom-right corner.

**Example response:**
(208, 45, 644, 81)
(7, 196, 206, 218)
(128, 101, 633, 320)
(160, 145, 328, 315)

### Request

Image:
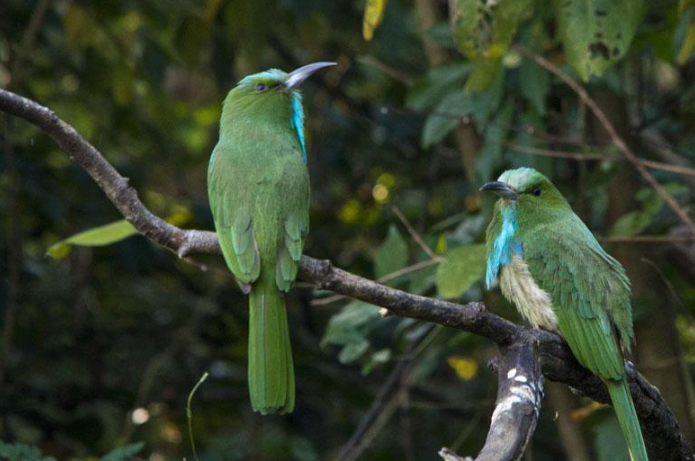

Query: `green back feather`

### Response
(485, 168, 646, 460)
(208, 73, 310, 414)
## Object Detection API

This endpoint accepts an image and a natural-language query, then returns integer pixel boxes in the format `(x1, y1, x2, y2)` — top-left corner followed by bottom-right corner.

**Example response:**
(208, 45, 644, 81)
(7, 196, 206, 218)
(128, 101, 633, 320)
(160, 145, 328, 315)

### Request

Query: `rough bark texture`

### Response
(440, 335, 544, 461)
(1, 87, 694, 461)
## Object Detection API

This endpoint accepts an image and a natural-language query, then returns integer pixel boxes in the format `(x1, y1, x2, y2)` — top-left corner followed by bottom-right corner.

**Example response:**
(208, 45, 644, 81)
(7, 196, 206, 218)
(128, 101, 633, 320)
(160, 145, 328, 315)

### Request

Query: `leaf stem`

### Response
(187, 372, 209, 461)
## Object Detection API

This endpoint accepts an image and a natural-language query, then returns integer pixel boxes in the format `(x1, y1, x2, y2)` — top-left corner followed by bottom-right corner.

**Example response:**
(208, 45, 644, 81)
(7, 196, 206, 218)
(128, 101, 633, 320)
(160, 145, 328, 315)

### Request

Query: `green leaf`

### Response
(450, 0, 484, 57)
(608, 211, 652, 238)
(451, 0, 534, 91)
(290, 437, 320, 461)
(519, 54, 549, 115)
(374, 226, 408, 278)
(406, 63, 472, 111)
(476, 102, 513, 181)
(362, 348, 392, 374)
(424, 21, 455, 47)
(554, 0, 645, 81)
(322, 301, 381, 347)
(676, 7, 695, 64)
(0, 442, 56, 461)
(322, 301, 382, 366)
(470, 69, 506, 121)
(436, 244, 486, 298)
(338, 339, 370, 364)
(47, 220, 138, 259)
(421, 91, 475, 148)
(408, 260, 438, 295)
(363, 0, 388, 41)
(608, 184, 688, 237)
(465, 59, 504, 93)
(101, 442, 145, 461)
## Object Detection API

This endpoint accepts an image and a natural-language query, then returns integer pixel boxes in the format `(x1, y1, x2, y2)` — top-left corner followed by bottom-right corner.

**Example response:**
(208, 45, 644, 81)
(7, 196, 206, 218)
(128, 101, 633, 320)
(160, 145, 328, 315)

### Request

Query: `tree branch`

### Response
(1, 88, 693, 461)
(440, 333, 543, 461)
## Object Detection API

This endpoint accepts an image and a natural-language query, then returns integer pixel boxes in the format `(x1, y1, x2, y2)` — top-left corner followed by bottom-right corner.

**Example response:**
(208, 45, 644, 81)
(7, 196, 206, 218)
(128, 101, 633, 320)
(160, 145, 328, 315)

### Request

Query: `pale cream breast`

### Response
(500, 255, 558, 332)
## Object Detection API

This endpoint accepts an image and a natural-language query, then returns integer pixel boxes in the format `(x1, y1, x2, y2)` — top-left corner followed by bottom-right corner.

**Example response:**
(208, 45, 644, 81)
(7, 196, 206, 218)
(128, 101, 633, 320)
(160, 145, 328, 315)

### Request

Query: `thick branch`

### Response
(441, 333, 543, 461)
(1, 88, 693, 461)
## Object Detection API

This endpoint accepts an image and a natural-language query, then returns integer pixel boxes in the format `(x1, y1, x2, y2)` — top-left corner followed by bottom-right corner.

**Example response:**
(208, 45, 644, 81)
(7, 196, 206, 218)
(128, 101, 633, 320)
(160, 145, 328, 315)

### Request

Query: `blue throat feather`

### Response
(486, 204, 523, 288)
(291, 92, 306, 162)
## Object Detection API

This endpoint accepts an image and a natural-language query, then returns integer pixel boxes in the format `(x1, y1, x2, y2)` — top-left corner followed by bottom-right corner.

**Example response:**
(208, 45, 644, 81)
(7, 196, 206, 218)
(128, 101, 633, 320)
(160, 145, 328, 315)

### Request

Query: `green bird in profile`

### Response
(208, 62, 334, 414)
(481, 168, 648, 461)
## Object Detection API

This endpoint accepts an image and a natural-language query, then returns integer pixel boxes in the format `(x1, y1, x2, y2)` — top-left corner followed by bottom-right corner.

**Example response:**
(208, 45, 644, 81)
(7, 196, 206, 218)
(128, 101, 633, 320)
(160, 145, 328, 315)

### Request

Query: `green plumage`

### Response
(208, 67, 318, 414)
(483, 168, 648, 461)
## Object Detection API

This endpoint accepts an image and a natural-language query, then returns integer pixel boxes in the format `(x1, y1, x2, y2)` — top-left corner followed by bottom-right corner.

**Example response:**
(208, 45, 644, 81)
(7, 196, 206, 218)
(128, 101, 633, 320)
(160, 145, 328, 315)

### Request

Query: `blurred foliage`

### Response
(1, 0, 695, 460)
(436, 244, 486, 298)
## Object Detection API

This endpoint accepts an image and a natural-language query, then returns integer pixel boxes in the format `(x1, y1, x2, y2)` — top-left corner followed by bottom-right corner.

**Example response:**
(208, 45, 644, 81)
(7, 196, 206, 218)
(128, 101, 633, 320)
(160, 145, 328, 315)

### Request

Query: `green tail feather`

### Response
(248, 287, 295, 415)
(606, 378, 649, 461)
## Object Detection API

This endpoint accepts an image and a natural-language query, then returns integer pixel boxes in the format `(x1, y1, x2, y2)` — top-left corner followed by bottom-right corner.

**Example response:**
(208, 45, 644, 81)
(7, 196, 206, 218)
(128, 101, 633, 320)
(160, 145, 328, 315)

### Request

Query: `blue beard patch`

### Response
(486, 204, 522, 288)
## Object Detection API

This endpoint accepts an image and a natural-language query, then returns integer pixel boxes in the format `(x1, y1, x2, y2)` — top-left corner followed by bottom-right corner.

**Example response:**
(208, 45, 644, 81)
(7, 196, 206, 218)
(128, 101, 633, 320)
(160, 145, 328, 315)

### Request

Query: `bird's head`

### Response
(222, 62, 335, 160)
(480, 167, 571, 226)
(227, 62, 335, 111)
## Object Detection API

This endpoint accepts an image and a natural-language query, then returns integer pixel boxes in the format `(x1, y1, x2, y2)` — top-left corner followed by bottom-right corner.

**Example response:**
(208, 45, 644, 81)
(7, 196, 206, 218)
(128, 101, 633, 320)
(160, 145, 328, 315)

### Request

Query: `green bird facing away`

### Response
(481, 168, 648, 461)
(208, 62, 335, 414)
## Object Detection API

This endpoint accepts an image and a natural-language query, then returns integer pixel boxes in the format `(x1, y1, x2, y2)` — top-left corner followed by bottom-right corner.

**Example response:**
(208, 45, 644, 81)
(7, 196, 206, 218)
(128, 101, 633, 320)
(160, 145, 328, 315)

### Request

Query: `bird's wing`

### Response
(524, 215, 632, 380)
(275, 211, 308, 292)
(275, 160, 310, 292)
(208, 146, 261, 286)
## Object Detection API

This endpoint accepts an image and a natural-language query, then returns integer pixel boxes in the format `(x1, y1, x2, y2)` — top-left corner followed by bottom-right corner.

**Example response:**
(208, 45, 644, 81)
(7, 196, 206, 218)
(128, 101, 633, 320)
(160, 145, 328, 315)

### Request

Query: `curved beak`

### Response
(480, 181, 519, 200)
(283, 62, 336, 90)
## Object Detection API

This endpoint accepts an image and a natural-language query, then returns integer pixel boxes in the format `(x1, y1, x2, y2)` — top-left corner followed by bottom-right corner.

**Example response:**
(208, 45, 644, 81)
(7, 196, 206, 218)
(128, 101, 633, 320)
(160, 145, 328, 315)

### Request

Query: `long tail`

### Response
(248, 287, 295, 414)
(606, 378, 649, 461)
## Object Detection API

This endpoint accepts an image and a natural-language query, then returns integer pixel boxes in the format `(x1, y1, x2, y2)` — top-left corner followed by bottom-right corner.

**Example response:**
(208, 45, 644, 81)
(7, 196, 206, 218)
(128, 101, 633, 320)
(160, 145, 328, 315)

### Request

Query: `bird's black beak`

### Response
(283, 62, 336, 90)
(480, 181, 519, 200)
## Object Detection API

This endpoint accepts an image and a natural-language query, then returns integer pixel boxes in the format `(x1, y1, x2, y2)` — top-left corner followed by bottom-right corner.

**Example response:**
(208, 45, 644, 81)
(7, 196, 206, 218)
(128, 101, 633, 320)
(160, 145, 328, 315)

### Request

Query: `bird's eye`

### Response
(532, 187, 542, 196)
(255, 83, 268, 92)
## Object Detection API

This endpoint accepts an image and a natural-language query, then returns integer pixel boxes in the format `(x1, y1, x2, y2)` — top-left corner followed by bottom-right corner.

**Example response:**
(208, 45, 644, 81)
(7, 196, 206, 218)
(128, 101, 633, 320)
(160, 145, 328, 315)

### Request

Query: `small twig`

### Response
(115, 334, 190, 445)
(508, 143, 695, 178)
(393, 206, 438, 260)
(599, 235, 695, 243)
(358, 56, 415, 87)
(514, 44, 695, 236)
(508, 143, 607, 161)
(400, 386, 417, 461)
(116, 302, 214, 445)
(640, 258, 690, 318)
(382, 103, 597, 149)
(380, 258, 443, 282)
(10, 0, 53, 83)
(187, 372, 209, 461)
(639, 159, 695, 178)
